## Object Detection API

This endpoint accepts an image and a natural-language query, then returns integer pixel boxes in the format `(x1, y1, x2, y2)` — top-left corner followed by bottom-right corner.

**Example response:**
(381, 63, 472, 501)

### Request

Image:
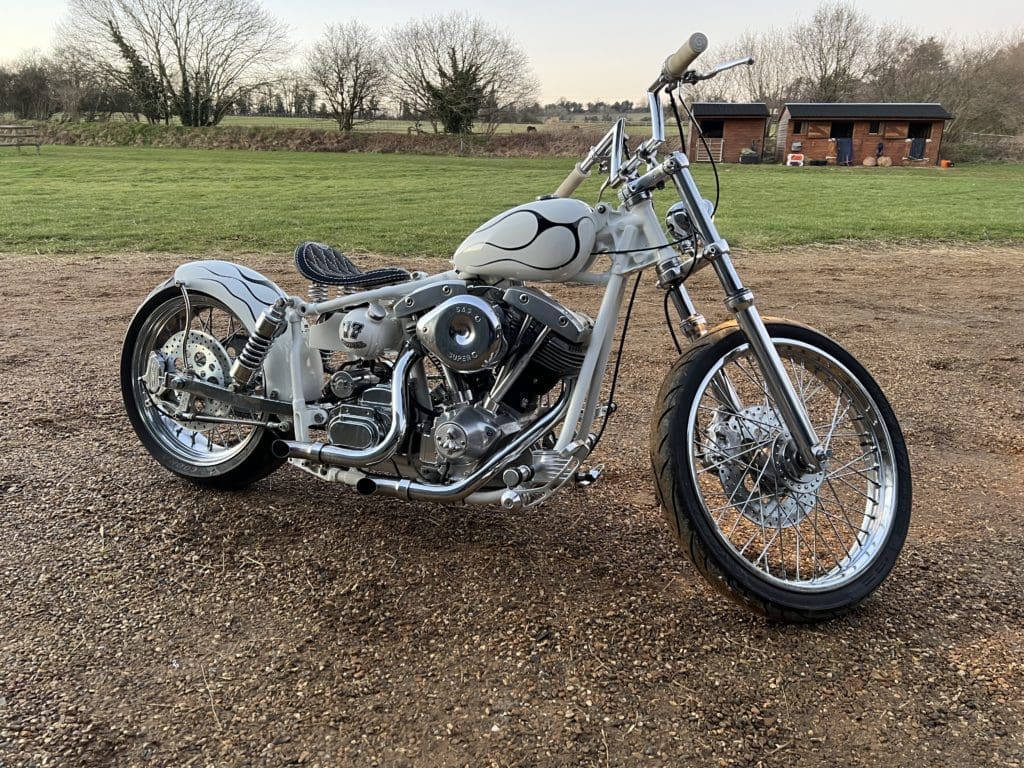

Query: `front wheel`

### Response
(650, 321, 911, 622)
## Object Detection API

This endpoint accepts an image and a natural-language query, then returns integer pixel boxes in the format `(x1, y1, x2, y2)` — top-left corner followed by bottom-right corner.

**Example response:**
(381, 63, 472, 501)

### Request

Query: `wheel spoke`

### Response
(731, 358, 772, 405)
(696, 438, 775, 476)
(682, 336, 902, 595)
(827, 464, 882, 488)
(800, 494, 847, 571)
(132, 294, 260, 468)
(823, 395, 856, 451)
(828, 472, 879, 505)
(823, 476, 871, 539)
(696, 404, 785, 434)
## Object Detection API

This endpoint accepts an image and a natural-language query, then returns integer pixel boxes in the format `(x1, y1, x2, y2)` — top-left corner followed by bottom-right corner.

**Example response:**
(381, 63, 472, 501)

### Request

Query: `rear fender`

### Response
(173, 260, 322, 401)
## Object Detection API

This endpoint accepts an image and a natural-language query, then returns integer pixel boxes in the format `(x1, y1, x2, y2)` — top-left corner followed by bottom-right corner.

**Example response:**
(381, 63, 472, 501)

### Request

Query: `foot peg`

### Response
(575, 464, 605, 487)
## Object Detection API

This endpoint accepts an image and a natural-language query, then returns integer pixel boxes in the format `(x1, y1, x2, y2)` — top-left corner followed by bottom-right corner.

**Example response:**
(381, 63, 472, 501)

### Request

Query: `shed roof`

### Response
(785, 103, 953, 120)
(691, 102, 770, 118)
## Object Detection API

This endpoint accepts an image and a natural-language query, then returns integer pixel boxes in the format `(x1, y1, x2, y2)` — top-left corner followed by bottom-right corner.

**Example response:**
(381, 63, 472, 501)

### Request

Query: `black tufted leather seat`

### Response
(294, 241, 411, 289)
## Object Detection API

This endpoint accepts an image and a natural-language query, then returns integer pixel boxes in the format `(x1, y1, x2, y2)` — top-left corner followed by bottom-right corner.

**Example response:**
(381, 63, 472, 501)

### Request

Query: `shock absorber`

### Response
(229, 298, 288, 390)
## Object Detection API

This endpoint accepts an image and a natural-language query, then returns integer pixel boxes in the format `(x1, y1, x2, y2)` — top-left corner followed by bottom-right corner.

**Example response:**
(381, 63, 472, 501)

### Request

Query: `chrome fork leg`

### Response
(712, 255, 826, 469)
(668, 162, 825, 469)
(732, 303, 825, 468)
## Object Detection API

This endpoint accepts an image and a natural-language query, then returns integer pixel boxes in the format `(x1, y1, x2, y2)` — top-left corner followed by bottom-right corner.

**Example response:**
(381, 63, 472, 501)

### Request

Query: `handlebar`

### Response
(662, 33, 709, 80)
(554, 164, 590, 199)
(554, 33, 752, 199)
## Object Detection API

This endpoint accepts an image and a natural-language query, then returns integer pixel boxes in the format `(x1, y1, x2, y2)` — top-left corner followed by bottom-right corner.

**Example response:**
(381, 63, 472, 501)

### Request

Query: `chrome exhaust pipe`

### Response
(273, 349, 417, 468)
(357, 388, 571, 503)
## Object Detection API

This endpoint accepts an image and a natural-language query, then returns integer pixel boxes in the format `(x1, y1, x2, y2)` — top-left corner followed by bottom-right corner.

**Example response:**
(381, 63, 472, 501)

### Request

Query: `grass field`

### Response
(0, 145, 1021, 257)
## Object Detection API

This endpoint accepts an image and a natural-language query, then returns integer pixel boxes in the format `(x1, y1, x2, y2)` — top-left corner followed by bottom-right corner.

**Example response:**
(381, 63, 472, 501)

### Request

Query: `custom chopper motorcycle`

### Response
(121, 34, 911, 622)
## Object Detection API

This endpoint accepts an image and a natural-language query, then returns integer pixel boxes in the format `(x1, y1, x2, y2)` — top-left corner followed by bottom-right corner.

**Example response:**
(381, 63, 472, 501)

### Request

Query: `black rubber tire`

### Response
(120, 287, 285, 490)
(650, 320, 911, 623)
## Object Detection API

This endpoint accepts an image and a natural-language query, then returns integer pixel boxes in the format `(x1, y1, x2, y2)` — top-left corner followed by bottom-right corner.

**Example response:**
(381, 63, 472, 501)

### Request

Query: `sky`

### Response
(0, 0, 1021, 103)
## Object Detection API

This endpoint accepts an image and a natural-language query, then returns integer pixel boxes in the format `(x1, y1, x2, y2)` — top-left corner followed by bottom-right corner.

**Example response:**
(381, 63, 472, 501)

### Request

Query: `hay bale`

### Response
(877, 156, 893, 167)
(863, 156, 877, 167)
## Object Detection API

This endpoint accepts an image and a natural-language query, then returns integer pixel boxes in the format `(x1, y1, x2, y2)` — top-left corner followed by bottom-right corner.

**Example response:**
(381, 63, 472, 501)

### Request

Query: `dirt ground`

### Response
(1, 244, 1022, 767)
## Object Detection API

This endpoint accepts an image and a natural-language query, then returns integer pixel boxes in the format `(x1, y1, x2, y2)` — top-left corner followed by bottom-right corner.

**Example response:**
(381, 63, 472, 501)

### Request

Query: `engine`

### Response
(418, 286, 588, 375)
(416, 295, 506, 371)
(317, 283, 591, 482)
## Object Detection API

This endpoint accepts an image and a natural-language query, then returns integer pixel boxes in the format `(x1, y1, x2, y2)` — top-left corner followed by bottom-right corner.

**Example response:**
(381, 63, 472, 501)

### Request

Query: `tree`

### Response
(859, 28, 953, 103)
(555, 98, 583, 114)
(107, 21, 168, 122)
(5, 52, 56, 120)
(385, 12, 537, 135)
(424, 47, 485, 134)
(940, 32, 1024, 140)
(792, 1, 873, 101)
(305, 21, 388, 132)
(718, 29, 796, 116)
(48, 46, 98, 121)
(275, 69, 315, 117)
(63, 0, 287, 126)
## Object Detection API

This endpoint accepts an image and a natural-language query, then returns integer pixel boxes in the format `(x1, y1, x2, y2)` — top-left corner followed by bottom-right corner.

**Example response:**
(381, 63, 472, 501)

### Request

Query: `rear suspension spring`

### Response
(229, 299, 288, 389)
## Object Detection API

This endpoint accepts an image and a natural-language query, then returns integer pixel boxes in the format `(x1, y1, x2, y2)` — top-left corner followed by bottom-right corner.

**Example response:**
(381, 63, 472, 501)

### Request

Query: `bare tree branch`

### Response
(63, 0, 288, 126)
(792, 1, 873, 101)
(305, 21, 388, 131)
(384, 12, 537, 135)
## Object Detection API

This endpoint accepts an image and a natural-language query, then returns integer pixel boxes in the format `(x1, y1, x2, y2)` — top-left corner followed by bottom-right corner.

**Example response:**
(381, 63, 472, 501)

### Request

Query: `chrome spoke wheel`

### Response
(125, 291, 264, 470)
(689, 339, 897, 592)
(651, 321, 911, 621)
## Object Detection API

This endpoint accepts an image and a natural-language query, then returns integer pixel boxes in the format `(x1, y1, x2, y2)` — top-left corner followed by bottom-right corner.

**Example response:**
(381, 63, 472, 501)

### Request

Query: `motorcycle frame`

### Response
(284, 145, 824, 477)
(171, 59, 828, 495)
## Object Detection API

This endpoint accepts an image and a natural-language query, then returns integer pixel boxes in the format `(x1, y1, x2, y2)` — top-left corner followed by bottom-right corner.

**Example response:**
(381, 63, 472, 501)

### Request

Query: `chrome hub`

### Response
(704, 404, 824, 529)
(155, 329, 234, 430)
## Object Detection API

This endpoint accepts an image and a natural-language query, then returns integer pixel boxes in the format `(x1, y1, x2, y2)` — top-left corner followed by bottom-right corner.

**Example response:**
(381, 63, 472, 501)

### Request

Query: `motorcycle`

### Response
(121, 34, 911, 622)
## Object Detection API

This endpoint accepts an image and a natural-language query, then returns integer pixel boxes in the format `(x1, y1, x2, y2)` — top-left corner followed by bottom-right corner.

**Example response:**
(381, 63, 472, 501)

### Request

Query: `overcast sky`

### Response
(1, 0, 1020, 103)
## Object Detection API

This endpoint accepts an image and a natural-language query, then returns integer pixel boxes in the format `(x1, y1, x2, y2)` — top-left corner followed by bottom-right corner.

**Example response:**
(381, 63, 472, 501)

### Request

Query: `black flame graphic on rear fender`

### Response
(472, 209, 591, 272)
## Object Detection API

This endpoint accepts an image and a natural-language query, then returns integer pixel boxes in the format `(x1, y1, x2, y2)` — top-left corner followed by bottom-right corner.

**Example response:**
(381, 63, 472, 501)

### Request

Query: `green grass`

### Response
(0, 145, 1021, 257)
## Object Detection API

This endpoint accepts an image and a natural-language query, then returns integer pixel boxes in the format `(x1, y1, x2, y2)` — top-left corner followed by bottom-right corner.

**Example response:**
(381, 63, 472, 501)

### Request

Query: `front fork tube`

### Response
(713, 256, 827, 469)
(668, 161, 826, 470)
(663, 278, 743, 415)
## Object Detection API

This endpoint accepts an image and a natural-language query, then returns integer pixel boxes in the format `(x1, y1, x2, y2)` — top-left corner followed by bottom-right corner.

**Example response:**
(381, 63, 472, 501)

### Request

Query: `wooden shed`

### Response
(775, 103, 953, 166)
(688, 103, 770, 163)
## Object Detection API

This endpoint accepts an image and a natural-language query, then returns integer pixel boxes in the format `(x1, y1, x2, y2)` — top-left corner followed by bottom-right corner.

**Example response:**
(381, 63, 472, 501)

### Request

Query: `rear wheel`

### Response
(650, 321, 911, 622)
(120, 287, 285, 490)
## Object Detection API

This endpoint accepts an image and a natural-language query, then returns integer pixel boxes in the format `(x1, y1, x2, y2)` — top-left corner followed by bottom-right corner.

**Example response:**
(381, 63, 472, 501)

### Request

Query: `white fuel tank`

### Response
(452, 198, 598, 282)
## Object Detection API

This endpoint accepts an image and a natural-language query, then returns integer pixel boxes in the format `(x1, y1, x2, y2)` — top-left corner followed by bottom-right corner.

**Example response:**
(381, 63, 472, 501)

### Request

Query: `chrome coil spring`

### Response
(307, 283, 334, 371)
(229, 299, 287, 389)
(308, 282, 329, 302)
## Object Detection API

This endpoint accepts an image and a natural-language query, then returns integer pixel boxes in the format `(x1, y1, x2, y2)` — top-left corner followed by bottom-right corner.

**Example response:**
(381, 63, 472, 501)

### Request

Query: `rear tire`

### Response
(121, 287, 285, 490)
(650, 321, 911, 622)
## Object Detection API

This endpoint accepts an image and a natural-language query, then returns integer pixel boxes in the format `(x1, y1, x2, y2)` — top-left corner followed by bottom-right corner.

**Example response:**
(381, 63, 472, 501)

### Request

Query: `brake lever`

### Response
(682, 56, 755, 84)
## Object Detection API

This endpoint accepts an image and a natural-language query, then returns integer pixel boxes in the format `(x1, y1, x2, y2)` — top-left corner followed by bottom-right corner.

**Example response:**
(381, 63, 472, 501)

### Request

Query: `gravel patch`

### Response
(1, 245, 1022, 766)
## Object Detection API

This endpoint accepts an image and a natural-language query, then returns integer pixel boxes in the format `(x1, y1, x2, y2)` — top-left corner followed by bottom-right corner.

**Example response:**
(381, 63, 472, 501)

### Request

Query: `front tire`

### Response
(121, 287, 285, 490)
(650, 321, 911, 622)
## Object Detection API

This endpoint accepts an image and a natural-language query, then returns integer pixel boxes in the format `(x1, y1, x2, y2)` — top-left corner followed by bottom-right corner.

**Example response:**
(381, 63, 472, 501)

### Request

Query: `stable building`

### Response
(776, 103, 953, 166)
(687, 103, 770, 163)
